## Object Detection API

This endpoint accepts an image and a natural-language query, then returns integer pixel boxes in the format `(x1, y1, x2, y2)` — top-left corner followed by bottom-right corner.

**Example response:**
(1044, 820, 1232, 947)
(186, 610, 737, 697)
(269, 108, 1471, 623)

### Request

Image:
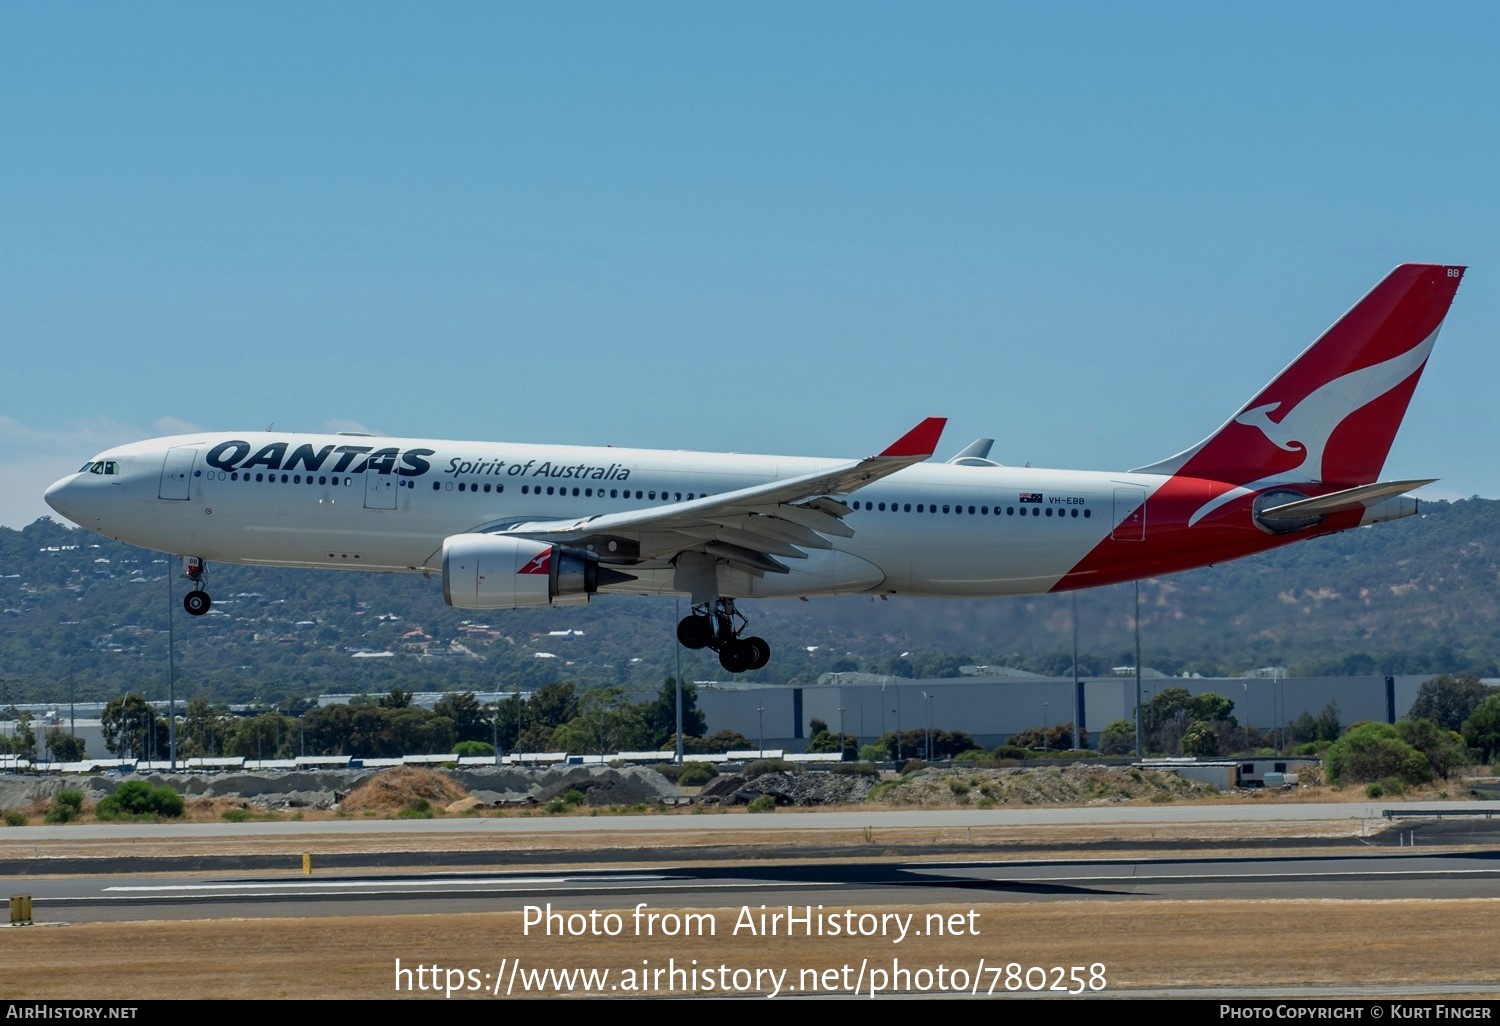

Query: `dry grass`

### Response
(337, 766, 472, 815)
(5, 900, 1499, 999)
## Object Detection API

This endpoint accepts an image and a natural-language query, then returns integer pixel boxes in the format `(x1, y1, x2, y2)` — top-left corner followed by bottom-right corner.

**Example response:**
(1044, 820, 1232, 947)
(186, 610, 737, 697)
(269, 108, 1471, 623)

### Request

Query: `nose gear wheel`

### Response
(181, 556, 212, 616)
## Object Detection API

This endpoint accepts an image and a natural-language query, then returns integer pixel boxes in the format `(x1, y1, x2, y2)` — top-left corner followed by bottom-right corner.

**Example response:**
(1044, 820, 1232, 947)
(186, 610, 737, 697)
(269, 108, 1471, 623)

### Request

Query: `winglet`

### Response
(878, 417, 947, 459)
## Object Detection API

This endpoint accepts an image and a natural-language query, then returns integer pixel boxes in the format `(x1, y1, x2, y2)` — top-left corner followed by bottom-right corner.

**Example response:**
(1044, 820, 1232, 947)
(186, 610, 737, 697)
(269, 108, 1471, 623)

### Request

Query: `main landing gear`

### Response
(676, 598, 771, 674)
(182, 556, 212, 616)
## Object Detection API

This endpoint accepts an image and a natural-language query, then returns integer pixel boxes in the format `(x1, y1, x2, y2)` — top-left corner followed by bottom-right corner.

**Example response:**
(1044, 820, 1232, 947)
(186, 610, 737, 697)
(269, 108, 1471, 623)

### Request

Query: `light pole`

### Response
(893, 679, 902, 761)
(921, 691, 932, 760)
(1071, 590, 1081, 751)
(756, 703, 765, 755)
(1043, 700, 1050, 753)
(1241, 681, 1249, 753)
(1134, 579, 1143, 758)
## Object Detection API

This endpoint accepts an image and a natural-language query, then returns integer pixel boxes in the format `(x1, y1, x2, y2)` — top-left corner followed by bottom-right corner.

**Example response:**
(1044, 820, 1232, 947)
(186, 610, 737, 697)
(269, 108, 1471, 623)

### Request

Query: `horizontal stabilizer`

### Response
(1257, 479, 1436, 523)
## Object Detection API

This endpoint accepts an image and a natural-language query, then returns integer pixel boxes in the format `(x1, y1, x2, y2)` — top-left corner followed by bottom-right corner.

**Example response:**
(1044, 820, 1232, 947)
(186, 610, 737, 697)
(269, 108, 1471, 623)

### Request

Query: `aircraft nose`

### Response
(44, 475, 81, 522)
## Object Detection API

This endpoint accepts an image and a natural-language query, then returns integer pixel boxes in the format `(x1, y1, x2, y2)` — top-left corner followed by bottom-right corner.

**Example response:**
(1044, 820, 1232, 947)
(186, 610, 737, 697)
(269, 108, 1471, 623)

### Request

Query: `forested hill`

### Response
(2, 497, 1497, 707)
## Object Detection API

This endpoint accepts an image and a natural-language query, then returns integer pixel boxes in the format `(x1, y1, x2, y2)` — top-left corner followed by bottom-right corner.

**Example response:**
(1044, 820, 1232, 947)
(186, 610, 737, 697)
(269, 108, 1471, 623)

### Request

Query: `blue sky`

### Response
(4, 3, 1497, 529)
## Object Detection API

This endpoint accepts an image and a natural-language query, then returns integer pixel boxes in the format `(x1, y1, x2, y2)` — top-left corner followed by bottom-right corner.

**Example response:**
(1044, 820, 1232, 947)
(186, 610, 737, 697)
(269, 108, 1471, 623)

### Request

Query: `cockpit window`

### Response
(78, 461, 119, 476)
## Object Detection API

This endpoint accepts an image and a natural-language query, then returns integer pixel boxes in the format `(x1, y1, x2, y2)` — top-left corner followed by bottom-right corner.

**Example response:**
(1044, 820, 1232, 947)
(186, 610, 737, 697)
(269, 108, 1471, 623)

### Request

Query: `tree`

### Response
(1315, 701, 1342, 743)
(101, 693, 169, 760)
(915, 653, 968, 679)
(224, 712, 299, 760)
(1290, 710, 1320, 744)
(1099, 719, 1135, 756)
(675, 730, 750, 755)
(1189, 692, 1236, 724)
(1396, 718, 1469, 780)
(1462, 694, 1500, 763)
(1410, 674, 1498, 732)
(552, 687, 650, 755)
(806, 727, 858, 759)
(1181, 721, 1219, 757)
(1290, 703, 1340, 744)
(180, 694, 230, 758)
(525, 683, 579, 734)
(2, 713, 37, 759)
(45, 728, 85, 762)
(377, 688, 414, 709)
(873, 728, 981, 761)
(640, 678, 705, 748)
(1324, 722, 1430, 786)
(1009, 724, 1088, 752)
(434, 692, 488, 743)
(476, 693, 526, 753)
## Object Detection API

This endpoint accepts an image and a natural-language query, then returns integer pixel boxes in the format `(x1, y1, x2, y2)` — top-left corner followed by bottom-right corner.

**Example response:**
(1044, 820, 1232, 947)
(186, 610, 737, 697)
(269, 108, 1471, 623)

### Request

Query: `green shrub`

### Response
(746, 794, 776, 813)
(1325, 722, 1431, 786)
(744, 759, 793, 779)
(44, 788, 87, 824)
(4, 810, 26, 827)
(96, 781, 185, 820)
(562, 790, 586, 807)
(1365, 782, 1385, 798)
(221, 807, 250, 823)
(677, 764, 716, 786)
(398, 799, 434, 819)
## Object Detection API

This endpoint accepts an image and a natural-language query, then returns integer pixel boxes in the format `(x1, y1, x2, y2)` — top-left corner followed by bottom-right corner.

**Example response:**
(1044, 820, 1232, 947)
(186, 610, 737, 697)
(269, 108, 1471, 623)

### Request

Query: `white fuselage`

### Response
(44, 431, 1163, 600)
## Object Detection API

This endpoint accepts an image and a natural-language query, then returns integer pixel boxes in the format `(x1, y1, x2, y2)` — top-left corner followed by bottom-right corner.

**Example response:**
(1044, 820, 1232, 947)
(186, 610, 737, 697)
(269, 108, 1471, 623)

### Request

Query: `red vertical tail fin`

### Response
(1133, 264, 1465, 487)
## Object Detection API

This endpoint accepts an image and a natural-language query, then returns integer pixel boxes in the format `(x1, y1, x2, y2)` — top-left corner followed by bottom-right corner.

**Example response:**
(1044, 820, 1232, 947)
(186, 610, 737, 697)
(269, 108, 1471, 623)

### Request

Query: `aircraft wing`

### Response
(493, 418, 946, 574)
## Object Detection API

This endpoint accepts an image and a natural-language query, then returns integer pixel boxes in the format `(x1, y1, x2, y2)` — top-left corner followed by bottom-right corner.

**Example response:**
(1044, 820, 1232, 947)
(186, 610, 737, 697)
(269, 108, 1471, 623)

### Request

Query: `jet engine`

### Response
(441, 533, 632, 609)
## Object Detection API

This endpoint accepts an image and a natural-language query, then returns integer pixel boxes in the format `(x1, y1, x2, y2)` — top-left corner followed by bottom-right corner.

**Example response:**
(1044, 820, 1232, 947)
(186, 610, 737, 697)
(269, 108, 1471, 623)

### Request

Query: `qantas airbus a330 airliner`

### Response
(46, 264, 1466, 672)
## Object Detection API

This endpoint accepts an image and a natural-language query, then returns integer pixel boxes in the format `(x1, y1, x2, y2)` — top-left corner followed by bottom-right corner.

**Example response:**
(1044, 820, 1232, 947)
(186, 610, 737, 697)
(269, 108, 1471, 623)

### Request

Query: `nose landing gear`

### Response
(182, 556, 212, 616)
(676, 598, 771, 673)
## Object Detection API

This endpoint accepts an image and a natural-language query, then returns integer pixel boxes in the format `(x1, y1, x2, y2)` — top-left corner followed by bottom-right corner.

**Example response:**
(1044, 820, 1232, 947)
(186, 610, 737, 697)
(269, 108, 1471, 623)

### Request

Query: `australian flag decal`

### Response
(1019, 492, 1043, 504)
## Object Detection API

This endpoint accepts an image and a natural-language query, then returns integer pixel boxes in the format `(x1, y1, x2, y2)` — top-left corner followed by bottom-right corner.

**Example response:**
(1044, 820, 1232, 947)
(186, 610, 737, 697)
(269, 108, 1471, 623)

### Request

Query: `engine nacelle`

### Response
(441, 533, 622, 609)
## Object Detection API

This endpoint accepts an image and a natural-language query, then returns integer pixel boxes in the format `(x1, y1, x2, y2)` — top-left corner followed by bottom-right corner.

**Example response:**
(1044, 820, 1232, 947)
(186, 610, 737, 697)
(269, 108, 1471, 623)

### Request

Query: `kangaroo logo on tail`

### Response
(1134, 263, 1465, 527)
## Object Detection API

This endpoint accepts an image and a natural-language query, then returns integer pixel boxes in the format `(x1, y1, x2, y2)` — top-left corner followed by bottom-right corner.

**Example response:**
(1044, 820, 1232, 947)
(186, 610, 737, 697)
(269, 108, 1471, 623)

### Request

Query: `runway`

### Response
(18, 850, 1500, 924)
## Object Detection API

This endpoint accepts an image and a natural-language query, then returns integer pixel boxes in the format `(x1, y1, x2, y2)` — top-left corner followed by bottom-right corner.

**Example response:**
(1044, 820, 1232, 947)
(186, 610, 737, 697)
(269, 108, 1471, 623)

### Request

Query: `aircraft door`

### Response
(364, 470, 397, 510)
(158, 447, 197, 500)
(1111, 487, 1146, 541)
